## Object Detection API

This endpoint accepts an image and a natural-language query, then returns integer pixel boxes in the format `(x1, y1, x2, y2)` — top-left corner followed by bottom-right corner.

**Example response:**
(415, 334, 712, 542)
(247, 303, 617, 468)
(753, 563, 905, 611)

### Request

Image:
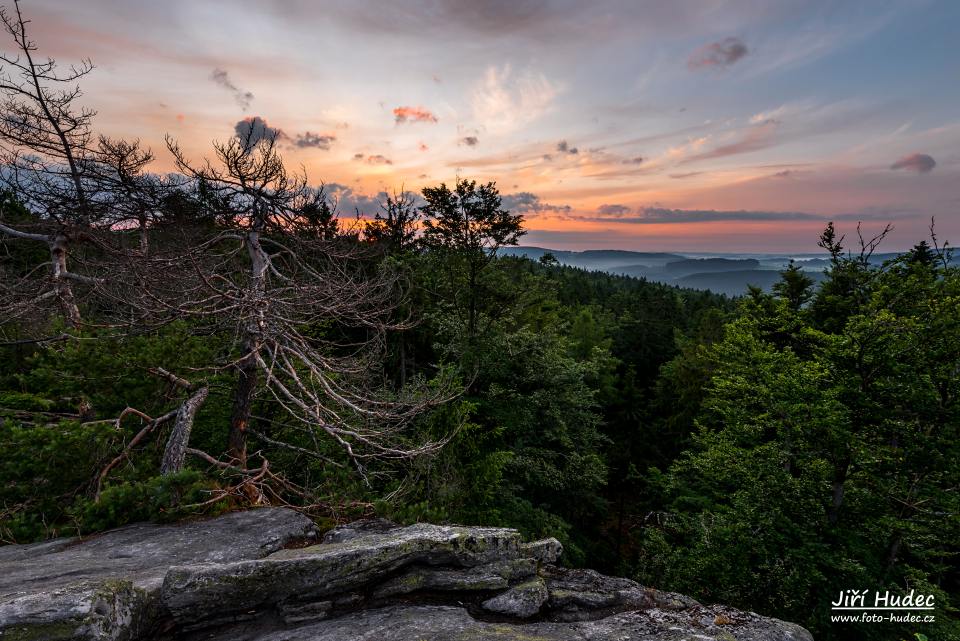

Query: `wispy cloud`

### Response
(682, 119, 778, 163)
(211, 68, 254, 110)
(351, 152, 392, 165)
(472, 64, 558, 134)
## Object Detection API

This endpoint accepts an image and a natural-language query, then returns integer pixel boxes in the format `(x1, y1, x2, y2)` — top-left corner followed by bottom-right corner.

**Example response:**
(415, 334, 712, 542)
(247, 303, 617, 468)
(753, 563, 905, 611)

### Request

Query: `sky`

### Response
(20, 0, 960, 252)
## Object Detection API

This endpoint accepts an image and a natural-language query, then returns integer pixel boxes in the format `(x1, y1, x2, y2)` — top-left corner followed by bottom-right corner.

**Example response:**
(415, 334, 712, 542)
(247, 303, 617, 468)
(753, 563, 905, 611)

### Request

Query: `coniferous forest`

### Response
(0, 4, 958, 641)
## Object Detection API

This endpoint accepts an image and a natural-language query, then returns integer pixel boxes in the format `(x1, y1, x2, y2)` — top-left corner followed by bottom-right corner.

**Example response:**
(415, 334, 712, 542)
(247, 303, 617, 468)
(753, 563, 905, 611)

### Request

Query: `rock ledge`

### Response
(0, 508, 813, 641)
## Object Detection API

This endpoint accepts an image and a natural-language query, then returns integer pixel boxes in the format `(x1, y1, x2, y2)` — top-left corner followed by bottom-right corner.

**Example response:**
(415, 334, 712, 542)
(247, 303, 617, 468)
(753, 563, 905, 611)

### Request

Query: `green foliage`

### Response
(420, 179, 525, 256)
(0, 391, 54, 412)
(0, 413, 229, 542)
(74, 471, 227, 533)
(14, 322, 226, 420)
(0, 323, 235, 542)
(0, 418, 120, 542)
(633, 239, 960, 641)
(419, 179, 525, 340)
(4, 175, 955, 641)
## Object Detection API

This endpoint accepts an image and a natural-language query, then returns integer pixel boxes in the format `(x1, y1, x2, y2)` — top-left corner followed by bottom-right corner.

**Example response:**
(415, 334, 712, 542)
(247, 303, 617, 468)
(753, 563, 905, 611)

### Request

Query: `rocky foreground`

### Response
(0, 508, 812, 640)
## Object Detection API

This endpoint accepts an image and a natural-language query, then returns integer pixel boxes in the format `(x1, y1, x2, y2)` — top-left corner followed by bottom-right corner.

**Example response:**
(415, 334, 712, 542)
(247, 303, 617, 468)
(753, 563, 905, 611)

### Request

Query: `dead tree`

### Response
(0, 0, 97, 328)
(150, 367, 210, 476)
(0, 1, 173, 341)
(0, 2, 456, 499)
(93, 136, 164, 255)
(156, 130, 456, 476)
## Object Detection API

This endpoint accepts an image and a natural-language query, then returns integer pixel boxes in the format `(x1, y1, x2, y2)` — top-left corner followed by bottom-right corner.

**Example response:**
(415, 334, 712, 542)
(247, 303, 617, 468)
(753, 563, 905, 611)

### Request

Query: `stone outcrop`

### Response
(0, 507, 813, 641)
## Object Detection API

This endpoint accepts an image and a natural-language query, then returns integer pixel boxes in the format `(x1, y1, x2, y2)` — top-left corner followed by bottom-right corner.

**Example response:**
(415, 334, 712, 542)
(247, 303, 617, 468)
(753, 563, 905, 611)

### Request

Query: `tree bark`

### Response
(50, 232, 80, 328)
(160, 386, 208, 475)
(398, 333, 407, 387)
(138, 211, 149, 255)
(226, 227, 269, 467)
(227, 349, 257, 467)
(827, 455, 850, 526)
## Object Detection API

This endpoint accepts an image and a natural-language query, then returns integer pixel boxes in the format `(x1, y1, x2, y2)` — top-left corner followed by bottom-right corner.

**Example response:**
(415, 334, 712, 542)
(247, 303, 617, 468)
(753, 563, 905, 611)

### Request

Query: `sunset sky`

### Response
(24, 0, 960, 252)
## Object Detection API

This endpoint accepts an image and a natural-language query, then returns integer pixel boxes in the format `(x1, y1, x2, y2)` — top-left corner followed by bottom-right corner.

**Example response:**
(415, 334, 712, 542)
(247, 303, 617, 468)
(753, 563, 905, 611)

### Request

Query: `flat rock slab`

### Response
(217, 604, 814, 641)
(372, 558, 536, 599)
(161, 522, 524, 626)
(0, 509, 813, 641)
(0, 508, 317, 640)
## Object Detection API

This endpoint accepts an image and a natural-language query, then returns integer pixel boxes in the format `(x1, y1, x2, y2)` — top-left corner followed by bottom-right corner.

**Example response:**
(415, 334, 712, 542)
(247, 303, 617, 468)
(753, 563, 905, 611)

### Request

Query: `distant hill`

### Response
(500, 247, 685, 269)
(605, 264, 656, 279)
(573, 250, 685, 268)
(675, 270, 826, 296)
(501, 245, 941, 296)
(665, 258, 760, 276)
(501, 246, 834, 296)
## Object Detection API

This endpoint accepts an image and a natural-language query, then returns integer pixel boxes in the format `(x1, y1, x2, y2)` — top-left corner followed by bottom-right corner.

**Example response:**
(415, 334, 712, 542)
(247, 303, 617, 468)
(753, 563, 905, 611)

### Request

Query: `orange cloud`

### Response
(393, 106, 438, 124)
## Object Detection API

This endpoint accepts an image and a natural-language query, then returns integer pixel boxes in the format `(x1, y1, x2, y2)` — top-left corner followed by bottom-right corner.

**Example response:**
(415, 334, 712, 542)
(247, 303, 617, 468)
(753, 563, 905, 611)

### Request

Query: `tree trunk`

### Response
(467, 260, 478, 339)
(138, 211, 149, 255)
(827, 455, 850, 526)
(50, 232, 80, 328)
(885, 533, 903, 572)
(398, 333, 407, 387)
(160, 386, 208, 475)
(228, 348, 257, 467)
(226, 227, 269, 467)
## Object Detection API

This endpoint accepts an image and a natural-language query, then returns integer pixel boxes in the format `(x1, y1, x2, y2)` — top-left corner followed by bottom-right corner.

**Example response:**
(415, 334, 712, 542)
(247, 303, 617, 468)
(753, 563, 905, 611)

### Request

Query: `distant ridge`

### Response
(499, 246, 837, 296)
(502, 245, 949, 296)
(499, 247, 685, 268)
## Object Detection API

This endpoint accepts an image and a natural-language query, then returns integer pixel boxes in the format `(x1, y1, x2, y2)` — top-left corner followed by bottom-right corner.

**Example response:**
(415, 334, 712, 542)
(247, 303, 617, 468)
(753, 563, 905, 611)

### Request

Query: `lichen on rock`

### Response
(0, 508, 814, 641)
(481, 576, 549, 618)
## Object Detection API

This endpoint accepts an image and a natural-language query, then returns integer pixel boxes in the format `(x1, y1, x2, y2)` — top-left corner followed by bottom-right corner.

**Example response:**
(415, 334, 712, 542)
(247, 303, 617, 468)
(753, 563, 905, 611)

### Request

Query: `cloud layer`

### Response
(585, 207, 824, 224)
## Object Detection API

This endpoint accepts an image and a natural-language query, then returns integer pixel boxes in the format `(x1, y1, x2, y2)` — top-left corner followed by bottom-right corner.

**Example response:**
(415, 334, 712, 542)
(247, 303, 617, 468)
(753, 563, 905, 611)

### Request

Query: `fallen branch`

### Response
(94, 407, 178, 500)
(149, 367, 195, 391)
(159, 386, 209, 475)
